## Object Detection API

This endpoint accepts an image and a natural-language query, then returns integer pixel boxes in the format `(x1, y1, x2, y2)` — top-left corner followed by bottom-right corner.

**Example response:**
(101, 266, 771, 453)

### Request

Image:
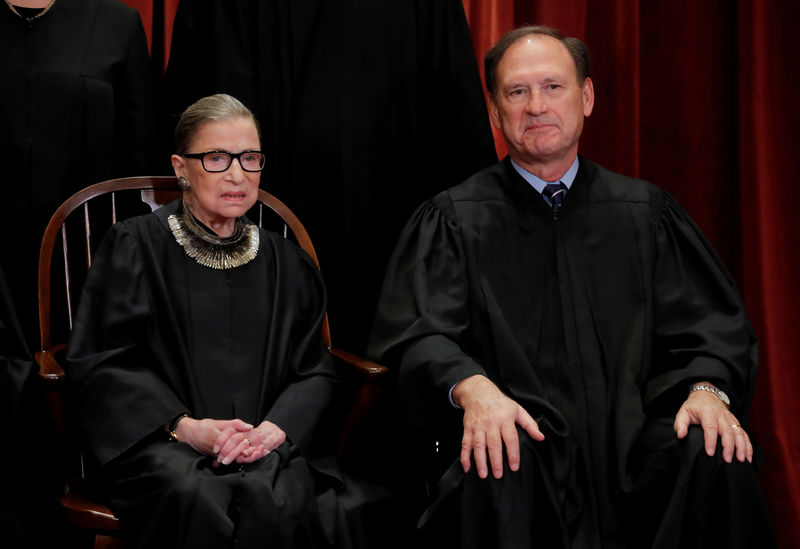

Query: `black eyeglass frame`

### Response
(180, 150, 266, 173)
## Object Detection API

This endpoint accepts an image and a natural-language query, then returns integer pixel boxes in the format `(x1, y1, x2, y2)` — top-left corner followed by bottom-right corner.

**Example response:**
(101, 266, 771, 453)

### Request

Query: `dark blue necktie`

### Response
(543, 182, 567, 212)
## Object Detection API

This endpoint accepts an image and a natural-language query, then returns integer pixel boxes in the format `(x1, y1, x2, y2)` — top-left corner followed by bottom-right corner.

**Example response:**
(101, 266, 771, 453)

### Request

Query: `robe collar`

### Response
(499, 155, 596, 228)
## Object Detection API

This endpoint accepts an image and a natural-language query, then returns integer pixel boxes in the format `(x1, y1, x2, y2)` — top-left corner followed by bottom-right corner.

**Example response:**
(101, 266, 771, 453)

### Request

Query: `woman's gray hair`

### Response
(174, 94, 261, 154)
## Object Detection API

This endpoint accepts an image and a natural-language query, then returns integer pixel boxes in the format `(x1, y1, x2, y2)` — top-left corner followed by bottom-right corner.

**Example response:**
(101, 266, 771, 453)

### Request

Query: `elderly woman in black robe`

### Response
(67, 94, 341, 548)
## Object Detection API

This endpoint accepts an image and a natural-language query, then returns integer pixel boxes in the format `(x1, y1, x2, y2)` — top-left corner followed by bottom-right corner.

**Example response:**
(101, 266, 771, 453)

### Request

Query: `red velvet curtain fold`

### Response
(121, 0, 800, 545)
(121, 0, 179, 73)
(737, 2, 800, 546)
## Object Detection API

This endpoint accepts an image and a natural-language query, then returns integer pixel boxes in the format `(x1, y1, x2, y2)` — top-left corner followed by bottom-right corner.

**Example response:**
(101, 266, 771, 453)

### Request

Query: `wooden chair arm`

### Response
(35, 347, 69, 486)
(59, 494, 121, 531)
(35, 347, 66, 384)
(328, 347, 388, 380)
(330, 348, 388, 462)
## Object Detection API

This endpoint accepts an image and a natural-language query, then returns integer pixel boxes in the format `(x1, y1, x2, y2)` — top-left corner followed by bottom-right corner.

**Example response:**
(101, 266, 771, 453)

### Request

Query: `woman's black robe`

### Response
(67, 201, 341, 548)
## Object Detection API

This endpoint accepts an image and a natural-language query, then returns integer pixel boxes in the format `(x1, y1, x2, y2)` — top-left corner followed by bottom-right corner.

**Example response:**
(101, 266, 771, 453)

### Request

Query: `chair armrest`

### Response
(329, 348, 388, 463)
(328, 347, 388, 381)
(59, 493, 121, 531)
(35, 347, 66, 384)
(34, 347, 68, 483)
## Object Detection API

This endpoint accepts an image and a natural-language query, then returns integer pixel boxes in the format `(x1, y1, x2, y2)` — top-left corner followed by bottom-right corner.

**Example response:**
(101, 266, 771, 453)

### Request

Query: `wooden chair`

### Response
(35, 176, 388, 548)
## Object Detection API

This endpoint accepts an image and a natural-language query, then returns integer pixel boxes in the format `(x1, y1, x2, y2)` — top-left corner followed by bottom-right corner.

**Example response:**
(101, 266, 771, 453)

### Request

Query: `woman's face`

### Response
(171, 117, 261, 236)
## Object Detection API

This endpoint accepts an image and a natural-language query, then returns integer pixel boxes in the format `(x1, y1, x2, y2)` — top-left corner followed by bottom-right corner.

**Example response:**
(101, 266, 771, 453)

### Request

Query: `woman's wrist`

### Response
(166, 412, 191, 441)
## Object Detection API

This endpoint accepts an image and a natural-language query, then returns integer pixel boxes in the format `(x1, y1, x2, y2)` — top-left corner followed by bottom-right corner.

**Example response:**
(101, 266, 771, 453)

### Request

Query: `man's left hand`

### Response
(673, 385, 753, 463)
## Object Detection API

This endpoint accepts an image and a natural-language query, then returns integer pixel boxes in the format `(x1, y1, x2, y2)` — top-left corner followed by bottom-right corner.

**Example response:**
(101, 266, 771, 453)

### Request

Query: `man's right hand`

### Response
(452, 375, 544, 479)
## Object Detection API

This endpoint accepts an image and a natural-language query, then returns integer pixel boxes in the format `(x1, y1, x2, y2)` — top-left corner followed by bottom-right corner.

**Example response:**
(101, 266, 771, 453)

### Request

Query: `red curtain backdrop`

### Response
(123, 0, 799, 545)
(120, 0, 179, 74)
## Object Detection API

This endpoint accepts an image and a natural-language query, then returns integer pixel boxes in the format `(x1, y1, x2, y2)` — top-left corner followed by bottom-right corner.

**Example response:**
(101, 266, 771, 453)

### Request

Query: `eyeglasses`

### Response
(180, 150, 266, 173)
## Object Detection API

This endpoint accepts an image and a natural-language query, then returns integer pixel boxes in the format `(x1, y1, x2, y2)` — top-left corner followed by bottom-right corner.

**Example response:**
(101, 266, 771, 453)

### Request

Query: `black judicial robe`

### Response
(0, 265, 35, 547)
(67, 201, 341, 548)
(0, 265, 33, 467)
(161, 0, 497, 352)
(0, 0, 155, 346)
(369, 156, 767, 547)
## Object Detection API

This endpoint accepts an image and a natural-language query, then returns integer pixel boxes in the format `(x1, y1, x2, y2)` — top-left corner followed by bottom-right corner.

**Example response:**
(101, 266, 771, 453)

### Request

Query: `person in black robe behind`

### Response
(159, 0, 498, 354)
(2, 3, 153, 545)
(0, 0, 155, 349)
(67, 94, 347, 548)
(368, 26, 776, 548)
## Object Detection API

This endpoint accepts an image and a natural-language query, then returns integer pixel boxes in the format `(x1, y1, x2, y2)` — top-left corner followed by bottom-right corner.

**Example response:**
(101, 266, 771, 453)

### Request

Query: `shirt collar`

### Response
(510, 156, 579, 195)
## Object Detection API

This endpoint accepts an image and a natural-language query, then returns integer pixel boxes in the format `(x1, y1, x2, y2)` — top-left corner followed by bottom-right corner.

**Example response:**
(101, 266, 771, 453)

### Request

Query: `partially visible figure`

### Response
(369, 25, 776, 548)
(67, 95, 344, 548)
(0, 0, 155, 347)
(0, 265, 34, 549)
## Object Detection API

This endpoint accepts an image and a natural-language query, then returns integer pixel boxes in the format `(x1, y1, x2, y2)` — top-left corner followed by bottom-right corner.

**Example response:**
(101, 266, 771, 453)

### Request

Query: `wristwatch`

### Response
(690, 384, 730, 407)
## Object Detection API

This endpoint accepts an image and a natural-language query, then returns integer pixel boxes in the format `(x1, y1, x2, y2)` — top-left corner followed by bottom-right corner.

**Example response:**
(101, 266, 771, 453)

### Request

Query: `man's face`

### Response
(489, 35, 594, 173)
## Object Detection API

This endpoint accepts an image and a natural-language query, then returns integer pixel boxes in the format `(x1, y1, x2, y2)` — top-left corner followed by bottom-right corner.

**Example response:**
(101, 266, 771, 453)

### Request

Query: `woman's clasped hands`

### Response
(174, 417, 287, 465)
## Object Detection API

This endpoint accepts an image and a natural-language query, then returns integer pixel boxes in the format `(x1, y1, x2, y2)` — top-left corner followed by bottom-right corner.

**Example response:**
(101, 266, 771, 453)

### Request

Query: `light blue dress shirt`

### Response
(510, 156, 579, 206)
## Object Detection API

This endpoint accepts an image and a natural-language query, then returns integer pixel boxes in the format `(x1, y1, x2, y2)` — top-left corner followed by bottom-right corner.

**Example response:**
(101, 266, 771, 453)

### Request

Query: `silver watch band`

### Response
(689, 384, 730, 406)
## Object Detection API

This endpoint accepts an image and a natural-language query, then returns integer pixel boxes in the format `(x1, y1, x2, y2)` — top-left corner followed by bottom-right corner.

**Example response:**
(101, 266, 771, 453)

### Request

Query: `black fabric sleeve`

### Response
(67, 224, 186, 465)
(645, 190, 757, 419)
(263, 244, 338, 455)
(115, 7, 156, 175)
(369, 195, 487, 401)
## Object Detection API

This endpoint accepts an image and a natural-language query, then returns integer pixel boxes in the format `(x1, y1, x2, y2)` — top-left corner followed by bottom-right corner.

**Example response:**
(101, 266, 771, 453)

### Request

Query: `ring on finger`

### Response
(731, 424, 742, 430)
(243, 438, 251, 446)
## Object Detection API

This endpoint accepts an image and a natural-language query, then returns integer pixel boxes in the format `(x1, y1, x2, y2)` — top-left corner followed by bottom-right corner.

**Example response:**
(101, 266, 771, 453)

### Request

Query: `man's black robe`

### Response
(369, 156, 773, 547)
(0, 0, 155, 346)
(67, 201, 342, 548)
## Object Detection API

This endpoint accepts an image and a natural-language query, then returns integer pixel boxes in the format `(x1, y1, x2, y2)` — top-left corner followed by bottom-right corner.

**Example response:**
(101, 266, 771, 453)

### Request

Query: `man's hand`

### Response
(674, 383, 753, 463)
(452, 375, 544, 479)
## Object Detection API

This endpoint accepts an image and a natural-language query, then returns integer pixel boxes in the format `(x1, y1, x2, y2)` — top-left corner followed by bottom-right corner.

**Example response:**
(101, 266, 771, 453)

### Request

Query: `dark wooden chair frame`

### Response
(35, 176, 387, 548)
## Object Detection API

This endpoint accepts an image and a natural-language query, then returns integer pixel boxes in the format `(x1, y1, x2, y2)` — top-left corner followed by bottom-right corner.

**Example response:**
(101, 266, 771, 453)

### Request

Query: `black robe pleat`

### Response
(0, 265, 42, 548)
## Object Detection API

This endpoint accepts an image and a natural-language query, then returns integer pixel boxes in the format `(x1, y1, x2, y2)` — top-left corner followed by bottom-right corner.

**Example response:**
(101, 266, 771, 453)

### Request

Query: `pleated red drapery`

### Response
(120, 0, 800, 545)
(737, 1, 800, 545)
(120, 0, 179, 74)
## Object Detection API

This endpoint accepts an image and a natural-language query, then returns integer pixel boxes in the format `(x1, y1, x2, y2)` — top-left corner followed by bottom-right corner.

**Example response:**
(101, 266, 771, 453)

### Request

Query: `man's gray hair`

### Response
(484, 25, 591, 98)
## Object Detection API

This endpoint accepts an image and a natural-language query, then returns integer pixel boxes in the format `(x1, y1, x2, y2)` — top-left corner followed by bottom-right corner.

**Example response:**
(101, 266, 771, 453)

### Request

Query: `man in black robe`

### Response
(369, 26, 775, 548)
